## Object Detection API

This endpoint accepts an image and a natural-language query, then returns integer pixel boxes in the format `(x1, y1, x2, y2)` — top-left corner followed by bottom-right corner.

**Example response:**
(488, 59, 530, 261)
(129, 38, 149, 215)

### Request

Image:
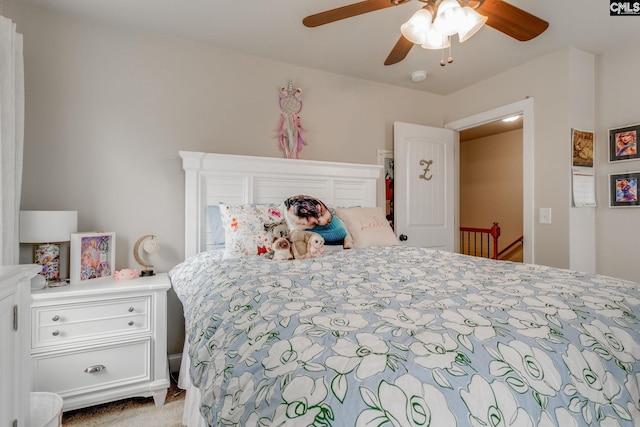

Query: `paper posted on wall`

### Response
(572, 166, 596, 207)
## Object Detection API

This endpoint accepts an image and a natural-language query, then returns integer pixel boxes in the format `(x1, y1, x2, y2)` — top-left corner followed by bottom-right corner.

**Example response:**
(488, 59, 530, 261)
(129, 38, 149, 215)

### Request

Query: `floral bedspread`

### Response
(169, 247, 640, 427)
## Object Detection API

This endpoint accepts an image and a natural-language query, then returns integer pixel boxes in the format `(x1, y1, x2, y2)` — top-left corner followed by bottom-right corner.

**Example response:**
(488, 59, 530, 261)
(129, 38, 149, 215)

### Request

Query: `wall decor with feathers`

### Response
(276, 81, 306, 159)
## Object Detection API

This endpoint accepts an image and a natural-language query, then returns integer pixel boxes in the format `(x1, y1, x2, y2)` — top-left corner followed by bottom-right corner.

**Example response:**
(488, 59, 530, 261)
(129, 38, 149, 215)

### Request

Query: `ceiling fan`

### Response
(303, 0, 548, 66)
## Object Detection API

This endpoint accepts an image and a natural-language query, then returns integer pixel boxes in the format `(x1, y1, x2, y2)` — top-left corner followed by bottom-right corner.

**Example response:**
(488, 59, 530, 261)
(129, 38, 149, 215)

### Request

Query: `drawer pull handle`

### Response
(52, 315, 60, 321)
(52, 330, 60, 336)
(128, 307, 134, 312)
(84, 365, 106, 374)
(128, 321, 134, 326)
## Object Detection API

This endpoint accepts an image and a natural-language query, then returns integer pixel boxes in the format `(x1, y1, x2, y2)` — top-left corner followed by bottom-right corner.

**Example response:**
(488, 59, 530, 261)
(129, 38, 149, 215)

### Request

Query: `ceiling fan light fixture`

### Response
(457, 7, 488, 42)
(400, 9, 433, 45)
(421, 27, 451, 50)
(433, 0, 465, 36)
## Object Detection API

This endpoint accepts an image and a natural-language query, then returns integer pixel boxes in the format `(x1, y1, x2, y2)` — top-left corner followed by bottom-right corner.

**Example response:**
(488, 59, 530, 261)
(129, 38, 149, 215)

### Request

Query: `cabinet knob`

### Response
(399, 234, 408, 241)
(84, 365, 106, 374)
(128, 307, 134, 312)
(128, 321, 134, 326)
(52, 315, 60, 322)
(52, 330, 60, 336)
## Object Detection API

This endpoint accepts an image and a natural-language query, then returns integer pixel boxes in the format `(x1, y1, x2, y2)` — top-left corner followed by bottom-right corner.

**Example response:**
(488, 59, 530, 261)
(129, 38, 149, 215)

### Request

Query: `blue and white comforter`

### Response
(169, 247, 640, 427)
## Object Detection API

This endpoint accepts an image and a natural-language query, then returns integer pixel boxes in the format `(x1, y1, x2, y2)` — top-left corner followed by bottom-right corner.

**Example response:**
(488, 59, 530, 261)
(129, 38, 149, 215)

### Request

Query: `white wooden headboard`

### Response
(180, 152, 382, 258)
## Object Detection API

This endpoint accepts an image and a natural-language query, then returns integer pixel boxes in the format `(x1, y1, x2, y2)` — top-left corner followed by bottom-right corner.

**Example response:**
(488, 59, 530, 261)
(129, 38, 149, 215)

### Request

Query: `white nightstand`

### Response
(30, 273, 171, 411)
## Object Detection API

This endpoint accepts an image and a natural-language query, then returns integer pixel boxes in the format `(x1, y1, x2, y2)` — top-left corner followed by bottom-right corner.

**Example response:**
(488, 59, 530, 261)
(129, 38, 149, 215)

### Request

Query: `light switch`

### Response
(539, 208, 552, 224)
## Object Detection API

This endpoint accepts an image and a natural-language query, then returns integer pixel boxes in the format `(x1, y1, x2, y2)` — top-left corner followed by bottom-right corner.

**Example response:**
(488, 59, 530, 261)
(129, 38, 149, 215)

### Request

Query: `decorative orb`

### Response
(143, 237, 160, 254)
(448, 56, 454, 63)
(440, 59, 446, 66)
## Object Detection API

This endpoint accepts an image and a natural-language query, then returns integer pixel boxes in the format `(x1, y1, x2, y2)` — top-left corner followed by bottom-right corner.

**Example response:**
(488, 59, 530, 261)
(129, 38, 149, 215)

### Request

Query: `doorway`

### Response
(459, 120, 523, 261)
(446, 98, 534, 264)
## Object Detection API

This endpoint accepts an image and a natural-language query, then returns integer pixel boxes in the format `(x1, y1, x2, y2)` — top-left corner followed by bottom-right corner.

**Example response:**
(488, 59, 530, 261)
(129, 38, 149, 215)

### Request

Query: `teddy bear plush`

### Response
(290, 229, 324, 259)
(307, 233, 325, 258)
(271, 236, 293, 260)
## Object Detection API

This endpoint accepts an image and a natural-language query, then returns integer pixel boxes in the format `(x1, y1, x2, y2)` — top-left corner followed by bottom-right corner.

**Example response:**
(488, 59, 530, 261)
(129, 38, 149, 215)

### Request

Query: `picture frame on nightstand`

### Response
(70, 232, 116, 284)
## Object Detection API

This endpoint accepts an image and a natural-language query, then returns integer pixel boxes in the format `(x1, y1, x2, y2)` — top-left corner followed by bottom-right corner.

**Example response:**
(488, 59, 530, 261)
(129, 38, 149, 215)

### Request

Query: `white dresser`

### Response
(0, 265, 40, 427)
(30, 273, 171, 411)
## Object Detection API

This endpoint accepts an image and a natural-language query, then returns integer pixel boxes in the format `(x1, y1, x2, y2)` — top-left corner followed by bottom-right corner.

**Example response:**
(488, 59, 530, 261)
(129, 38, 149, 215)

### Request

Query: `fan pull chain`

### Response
(440, 36, 454, 66)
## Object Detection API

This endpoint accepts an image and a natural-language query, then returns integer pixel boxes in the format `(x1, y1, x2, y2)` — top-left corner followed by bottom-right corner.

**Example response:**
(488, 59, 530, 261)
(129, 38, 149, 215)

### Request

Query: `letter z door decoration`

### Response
(419, 159, 433, 180)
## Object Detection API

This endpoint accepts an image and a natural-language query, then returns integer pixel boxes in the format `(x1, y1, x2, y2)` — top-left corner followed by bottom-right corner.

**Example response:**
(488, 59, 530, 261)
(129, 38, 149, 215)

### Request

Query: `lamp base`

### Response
(33, 243, 64, 285)
(140, 269, 155, 277)
(46, 279, 68, 288)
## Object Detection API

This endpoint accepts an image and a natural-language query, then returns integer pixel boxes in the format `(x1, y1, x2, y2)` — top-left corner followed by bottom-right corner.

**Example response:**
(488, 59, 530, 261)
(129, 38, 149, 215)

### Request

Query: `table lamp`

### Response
(20, 210, 78, 285)
(134, 234, 159, 277)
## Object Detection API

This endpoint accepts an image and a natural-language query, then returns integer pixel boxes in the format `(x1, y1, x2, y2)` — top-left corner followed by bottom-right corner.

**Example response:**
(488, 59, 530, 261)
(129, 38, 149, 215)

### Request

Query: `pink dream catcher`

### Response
(276, 81, 306, 159)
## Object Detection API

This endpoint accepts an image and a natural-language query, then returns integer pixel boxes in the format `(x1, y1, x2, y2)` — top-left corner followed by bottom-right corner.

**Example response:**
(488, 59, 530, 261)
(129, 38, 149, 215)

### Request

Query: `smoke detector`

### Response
(410, 71, 428, 82)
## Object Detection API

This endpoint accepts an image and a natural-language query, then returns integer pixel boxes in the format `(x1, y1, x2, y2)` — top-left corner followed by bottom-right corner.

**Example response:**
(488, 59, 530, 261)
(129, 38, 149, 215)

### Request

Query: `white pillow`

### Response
(334, 207, 398, 248)
(219, 203, 285, 259)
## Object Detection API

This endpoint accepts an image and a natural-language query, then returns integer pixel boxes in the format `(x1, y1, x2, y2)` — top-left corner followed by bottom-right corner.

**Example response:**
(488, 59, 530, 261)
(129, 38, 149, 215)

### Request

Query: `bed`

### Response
(171, 152, 640, 427)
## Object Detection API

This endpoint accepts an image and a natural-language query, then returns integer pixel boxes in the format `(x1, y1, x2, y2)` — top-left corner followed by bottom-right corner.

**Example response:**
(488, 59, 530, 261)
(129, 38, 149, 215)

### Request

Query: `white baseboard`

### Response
(168, 353, 182, 374)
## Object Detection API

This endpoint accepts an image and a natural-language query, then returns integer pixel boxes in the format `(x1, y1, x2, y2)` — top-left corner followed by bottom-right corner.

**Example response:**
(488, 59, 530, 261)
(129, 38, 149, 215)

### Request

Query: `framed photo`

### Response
(70, 232, 116, 284)
(609, 123, 640, 162)
(609, 172, 640, 207)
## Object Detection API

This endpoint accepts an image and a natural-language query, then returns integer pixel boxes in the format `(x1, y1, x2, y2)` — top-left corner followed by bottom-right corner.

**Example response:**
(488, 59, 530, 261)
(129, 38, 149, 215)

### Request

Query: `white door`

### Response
(394, 121, 456, 251)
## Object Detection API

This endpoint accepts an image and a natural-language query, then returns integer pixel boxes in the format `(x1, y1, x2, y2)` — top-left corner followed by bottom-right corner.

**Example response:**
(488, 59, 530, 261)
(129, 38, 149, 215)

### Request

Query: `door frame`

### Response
(445, 98, 534, 264)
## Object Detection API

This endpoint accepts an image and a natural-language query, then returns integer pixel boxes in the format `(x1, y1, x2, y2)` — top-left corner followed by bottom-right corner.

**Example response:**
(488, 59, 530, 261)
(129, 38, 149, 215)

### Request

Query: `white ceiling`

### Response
(20, 0, 640, 95)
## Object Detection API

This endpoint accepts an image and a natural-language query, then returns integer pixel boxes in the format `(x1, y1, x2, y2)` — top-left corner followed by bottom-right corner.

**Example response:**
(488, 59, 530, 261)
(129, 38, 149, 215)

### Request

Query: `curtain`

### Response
(0, 15, 24, 265)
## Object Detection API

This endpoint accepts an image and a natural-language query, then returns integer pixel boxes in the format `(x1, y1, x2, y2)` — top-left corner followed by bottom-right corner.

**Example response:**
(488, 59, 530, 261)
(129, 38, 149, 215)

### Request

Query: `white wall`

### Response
(595, 41, 640, 283)
(12, 2, 445, 353)
(568, 48, 596, 274)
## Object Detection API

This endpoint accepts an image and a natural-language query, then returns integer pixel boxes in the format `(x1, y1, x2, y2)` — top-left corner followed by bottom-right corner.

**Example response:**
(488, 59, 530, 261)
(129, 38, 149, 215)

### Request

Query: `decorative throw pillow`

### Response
(282, 195, 349, 246)
(305, 214, 349, 246)
(219, 203, 285, 259)
(334, 207, 398, 248)
(206, 205, 226, 248)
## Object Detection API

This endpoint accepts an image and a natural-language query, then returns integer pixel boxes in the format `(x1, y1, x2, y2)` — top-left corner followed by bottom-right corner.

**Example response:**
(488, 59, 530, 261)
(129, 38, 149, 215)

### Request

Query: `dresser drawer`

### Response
(32, 297, 150, 349)
(32, 339, 150, 397)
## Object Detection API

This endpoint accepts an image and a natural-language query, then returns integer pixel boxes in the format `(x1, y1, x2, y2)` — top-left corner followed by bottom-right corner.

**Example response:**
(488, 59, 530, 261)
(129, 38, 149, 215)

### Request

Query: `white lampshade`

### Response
(433, 0, 465, 36)
(401, 9, 433, 45)
(20, 211, 78, 243)
(458, 6, 488, 42)
(421, 27, 451, 50)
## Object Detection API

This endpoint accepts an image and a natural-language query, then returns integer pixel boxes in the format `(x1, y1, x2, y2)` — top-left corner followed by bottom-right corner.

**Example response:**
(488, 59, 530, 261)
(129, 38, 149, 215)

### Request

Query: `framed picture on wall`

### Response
(609, 172, 640, 207)
(609, 123, 640, 162)
(70, 232, 116, 283)
(572, 129, 594, 167)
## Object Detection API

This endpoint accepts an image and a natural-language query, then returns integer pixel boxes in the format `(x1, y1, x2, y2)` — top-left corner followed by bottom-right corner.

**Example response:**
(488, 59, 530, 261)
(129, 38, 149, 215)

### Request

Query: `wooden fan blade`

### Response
(303, 0, 411, 27)
(476, 0, 548, 41)
(385, 35, 414, 65)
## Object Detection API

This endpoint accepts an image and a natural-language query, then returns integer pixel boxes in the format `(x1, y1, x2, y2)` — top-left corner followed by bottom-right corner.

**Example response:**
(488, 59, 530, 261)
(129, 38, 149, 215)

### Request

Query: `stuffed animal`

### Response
(290, 229, 324, 259)
(264, 220, 289, 240)
(114, 268, 139, 280)
(271, 236, 293, 260)
(307, 233, 325, 258)
(263, 221, 290, 259)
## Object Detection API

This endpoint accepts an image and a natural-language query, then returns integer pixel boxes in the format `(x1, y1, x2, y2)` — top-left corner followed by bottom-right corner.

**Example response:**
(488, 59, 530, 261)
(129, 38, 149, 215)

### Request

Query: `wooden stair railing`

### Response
(498, 235, 524, 259)
(460, 222, 501, 260)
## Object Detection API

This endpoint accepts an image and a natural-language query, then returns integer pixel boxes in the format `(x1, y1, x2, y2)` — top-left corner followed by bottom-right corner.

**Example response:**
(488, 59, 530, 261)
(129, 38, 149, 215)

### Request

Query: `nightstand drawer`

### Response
(32, 297, 150, 349)
(32, 339, 150, 397)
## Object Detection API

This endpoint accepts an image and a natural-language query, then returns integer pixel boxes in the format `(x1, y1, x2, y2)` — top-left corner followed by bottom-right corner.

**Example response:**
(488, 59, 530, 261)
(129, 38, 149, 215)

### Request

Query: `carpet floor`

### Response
(61, 376, 185, 426)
